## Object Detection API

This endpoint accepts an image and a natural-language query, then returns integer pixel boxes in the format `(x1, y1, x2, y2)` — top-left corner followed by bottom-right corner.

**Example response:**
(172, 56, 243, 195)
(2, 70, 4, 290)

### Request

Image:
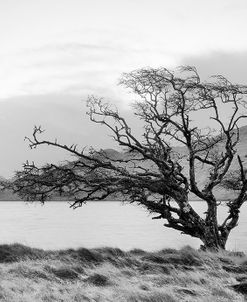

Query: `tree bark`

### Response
(200, 201, 227, 251)
(200, 227, 226, 251)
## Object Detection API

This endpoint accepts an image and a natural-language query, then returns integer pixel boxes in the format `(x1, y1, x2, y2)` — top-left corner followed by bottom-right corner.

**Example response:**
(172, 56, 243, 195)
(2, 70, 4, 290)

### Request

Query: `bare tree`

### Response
(9, 66, 247, 250)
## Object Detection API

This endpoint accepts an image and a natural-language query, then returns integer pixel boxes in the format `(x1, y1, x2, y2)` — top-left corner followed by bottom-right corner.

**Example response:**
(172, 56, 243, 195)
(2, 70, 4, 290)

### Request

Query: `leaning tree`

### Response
(9, 66, 247, 250)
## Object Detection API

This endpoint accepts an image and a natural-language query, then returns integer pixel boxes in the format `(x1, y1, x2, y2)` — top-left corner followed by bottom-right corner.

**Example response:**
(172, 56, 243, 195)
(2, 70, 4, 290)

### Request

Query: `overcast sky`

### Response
(1, 0, 247, 177)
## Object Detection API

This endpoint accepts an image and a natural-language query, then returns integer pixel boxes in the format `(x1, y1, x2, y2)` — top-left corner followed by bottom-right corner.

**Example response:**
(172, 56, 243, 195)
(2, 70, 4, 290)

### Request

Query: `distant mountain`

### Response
(189, 125, 247, 200)
(1, 126, 247, 201)
(101, 126, 247, 201)
(0, 177, 19, 201)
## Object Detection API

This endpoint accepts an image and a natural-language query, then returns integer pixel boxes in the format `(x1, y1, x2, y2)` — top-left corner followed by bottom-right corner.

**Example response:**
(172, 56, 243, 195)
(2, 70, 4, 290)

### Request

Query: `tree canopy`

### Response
(9, 66, 247, 250)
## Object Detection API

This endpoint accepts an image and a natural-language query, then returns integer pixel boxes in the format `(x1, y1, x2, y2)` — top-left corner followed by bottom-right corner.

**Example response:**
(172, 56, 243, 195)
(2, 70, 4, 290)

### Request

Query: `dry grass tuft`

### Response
(86, 273, 111, 286)
(126, 289, 177, 302)
(0, 243, 46, 262)
(0, 243, 245, 301)
(47, 265, 79, 280)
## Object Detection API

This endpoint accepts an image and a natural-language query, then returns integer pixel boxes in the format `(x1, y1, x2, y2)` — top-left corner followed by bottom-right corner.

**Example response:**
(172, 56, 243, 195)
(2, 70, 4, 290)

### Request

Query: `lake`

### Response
(0, 201, 246, 252)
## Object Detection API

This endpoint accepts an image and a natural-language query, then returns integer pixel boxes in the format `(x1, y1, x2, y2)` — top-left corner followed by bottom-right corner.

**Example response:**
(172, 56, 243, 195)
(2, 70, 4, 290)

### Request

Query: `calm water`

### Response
(0, 201, 246, 252)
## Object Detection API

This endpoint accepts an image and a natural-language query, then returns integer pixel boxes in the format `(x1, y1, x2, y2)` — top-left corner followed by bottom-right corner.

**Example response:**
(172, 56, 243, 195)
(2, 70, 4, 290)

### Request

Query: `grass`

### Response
(0, 244, 245, 301)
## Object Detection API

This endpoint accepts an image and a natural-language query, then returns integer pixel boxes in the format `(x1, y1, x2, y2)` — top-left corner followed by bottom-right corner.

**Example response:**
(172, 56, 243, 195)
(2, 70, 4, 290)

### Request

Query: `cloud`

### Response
(2, 50, 247, 178)
(0, 91, 145, 178)
(0, 94, 118, 177)
(180, 51, 247, 84)
(0, 28, 177, 102)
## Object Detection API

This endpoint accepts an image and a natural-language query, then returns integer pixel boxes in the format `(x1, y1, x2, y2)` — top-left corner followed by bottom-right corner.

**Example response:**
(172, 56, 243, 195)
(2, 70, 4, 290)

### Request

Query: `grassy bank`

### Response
(0, 244, 246, 301)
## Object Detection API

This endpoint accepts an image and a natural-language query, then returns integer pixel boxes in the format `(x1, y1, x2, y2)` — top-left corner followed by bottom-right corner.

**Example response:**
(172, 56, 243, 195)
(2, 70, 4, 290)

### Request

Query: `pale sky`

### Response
(1, 0, 247, 177)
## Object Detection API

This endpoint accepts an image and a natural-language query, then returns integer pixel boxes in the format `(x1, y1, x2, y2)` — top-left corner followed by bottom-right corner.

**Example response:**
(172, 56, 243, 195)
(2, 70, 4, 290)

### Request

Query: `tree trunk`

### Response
(201, 201, 226, 251)
(201, 227, 226, 251)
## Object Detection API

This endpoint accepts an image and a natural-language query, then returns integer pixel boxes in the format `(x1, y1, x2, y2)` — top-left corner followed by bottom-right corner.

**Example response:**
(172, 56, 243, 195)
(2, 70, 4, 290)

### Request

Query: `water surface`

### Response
(0, 201, 246, 252)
